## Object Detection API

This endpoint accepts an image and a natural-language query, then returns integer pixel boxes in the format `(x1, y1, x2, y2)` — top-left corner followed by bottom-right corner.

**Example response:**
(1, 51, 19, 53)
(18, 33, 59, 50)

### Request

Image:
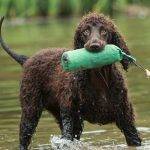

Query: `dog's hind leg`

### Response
(19, 79, 43, 150)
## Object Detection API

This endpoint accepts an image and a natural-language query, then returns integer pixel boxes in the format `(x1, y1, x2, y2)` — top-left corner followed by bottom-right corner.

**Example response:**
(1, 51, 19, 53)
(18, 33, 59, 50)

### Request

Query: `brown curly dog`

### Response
(0, 13, 141, 150)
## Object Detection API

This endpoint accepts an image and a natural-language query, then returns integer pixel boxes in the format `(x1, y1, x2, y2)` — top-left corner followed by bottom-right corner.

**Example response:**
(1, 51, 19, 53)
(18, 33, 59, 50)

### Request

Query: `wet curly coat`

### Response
(0, 13, 141, 149)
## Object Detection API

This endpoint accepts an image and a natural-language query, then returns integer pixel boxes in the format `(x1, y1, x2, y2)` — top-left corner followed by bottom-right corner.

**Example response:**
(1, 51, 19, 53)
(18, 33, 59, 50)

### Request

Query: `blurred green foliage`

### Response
(57, 0, 73, 17)
(0, 0, 149, 18)
(94, 0, 128, 17)
(36, 0, 49, 17)
(80, 0, 99, 14)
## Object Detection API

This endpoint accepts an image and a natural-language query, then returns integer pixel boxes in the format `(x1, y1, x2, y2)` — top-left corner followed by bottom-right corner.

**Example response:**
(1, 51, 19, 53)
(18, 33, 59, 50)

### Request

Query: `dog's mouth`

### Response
(84, 41, 106, 52)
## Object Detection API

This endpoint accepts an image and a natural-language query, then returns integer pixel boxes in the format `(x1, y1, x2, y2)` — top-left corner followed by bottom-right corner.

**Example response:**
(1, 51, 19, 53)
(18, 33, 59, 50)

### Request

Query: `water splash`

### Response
(34, 127, 150, 150)
(50, 136, 98, 150)
(50, 136, 133, 150)
(34, 136, 150, 150)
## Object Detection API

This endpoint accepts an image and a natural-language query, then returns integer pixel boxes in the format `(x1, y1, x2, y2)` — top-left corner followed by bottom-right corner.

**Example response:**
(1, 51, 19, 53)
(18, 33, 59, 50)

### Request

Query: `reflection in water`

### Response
(0, 16, 150, 149)
(138, 127, 150, 133)
(82, 129, 106, 135)
(34, 131, 150, 150)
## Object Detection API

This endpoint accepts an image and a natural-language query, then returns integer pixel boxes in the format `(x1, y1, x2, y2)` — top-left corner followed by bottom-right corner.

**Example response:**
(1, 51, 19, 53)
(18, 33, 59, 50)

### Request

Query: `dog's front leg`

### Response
(60, 105, 73, 141)
(72, 110, 83, 140)
(110, 66, 141, 146)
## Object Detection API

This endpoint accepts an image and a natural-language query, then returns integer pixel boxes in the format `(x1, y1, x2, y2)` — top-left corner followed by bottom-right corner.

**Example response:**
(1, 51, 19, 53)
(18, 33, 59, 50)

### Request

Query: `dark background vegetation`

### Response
(0, 0, 149, 18)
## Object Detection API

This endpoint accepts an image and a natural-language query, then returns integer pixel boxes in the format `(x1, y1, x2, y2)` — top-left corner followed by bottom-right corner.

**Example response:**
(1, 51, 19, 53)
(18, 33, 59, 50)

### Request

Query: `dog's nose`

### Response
(84, 39, 106, 52)
(89, 40, 106, 51)
(89, 43, 100, 50)
(88, 38, 106, 51)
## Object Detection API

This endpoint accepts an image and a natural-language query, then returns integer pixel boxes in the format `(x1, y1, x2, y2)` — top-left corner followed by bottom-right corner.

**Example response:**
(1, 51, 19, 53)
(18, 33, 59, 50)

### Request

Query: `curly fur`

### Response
(74, 13, 131, 70)
(1, 13, 142, 149)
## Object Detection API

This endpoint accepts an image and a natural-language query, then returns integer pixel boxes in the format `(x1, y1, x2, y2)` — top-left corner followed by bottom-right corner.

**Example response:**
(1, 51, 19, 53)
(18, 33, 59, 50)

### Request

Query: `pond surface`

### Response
(0, 16, 150, 150)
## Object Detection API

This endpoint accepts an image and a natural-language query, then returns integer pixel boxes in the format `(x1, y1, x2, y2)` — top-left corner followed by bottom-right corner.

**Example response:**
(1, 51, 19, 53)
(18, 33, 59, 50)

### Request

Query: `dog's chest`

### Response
(76, 70, 114, 124)
(79, 91, 113, 124)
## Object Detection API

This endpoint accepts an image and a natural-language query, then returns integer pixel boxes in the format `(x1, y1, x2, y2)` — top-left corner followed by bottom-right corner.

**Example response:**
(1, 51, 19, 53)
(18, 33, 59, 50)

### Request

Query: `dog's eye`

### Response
(83, 29, 90, 36)
(101, 30, 107, 35)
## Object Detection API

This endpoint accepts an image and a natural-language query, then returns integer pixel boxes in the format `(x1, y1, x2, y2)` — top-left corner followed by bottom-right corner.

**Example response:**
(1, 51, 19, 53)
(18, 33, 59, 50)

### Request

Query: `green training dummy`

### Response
(61, 44, 135, 71)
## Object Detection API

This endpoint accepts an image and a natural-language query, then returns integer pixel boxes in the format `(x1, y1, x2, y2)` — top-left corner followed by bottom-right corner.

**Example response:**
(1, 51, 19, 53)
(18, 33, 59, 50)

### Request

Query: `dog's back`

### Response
(22, 48, 75, 110)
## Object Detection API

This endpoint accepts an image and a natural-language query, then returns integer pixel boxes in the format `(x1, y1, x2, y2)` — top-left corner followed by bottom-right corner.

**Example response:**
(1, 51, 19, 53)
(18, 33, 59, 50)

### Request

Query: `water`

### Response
(0, 16, 150, 149)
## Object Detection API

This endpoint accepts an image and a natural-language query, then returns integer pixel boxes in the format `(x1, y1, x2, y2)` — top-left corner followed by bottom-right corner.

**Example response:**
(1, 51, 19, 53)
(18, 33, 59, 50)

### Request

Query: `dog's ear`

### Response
(74, 27, 85, 49)
(111, 31, 131, 71)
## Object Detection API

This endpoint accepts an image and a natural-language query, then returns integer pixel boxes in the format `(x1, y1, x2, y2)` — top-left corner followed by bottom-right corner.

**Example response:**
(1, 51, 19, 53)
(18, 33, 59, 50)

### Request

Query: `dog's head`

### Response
(74, 12, 131, 71)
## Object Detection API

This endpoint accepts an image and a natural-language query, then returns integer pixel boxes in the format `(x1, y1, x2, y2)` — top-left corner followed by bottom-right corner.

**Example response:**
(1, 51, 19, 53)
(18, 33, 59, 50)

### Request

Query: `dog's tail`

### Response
(0, 16, 28, 66)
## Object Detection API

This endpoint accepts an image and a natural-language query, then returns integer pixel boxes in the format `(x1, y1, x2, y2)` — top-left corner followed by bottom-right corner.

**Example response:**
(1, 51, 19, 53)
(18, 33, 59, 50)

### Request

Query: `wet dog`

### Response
(0, 13, 141, 150)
